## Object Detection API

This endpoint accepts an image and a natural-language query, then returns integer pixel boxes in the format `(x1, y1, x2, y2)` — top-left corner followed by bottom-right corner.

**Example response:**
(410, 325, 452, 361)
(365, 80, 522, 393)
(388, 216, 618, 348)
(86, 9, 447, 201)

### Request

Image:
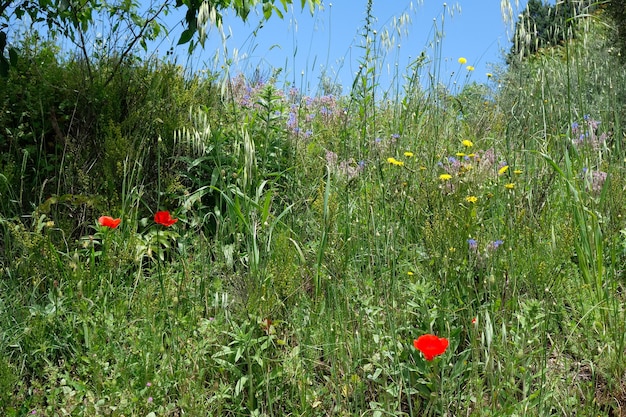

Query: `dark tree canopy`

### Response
(507, 0, 584, 63)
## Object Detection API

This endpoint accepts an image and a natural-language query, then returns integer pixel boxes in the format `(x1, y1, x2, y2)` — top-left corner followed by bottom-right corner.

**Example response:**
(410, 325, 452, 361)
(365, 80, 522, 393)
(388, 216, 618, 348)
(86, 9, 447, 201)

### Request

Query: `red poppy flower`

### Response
(98, 215, 121, 229)
(154, 210, 178, 227)
(413, 334, 449, 361)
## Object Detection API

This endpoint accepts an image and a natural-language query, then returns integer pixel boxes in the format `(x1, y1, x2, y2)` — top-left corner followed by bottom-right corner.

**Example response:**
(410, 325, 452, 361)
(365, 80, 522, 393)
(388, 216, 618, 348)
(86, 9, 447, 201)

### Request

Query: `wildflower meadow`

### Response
(2, 1, 626, 416)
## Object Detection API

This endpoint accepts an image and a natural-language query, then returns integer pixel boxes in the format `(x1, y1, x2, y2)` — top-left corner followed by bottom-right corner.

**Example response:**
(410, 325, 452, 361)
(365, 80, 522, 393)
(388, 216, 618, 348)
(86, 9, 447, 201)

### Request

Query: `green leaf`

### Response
(8, 47, 18, 67)
(234, 375, 248, 397)
(59, 0, 70, 13)
(273, 5, 283, 19)
(263, 3, 272, 19)
(177, 28, 195, 45)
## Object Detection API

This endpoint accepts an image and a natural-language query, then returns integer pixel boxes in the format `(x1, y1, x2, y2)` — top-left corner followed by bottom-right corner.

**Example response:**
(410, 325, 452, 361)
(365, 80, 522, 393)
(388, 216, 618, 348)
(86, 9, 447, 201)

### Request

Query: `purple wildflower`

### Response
(325, 151, 338, 166)
(488, 240, 504, 251)
(287, 112, 297, 128)
(591, 171, 607, 192)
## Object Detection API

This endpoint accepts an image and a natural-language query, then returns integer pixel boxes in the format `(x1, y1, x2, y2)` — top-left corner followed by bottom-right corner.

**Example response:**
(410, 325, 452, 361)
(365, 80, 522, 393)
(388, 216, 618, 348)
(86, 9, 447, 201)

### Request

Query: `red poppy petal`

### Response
(154, 211, 178, 226)
(99, 216, 121, 229)
(414, 334, 449, 361)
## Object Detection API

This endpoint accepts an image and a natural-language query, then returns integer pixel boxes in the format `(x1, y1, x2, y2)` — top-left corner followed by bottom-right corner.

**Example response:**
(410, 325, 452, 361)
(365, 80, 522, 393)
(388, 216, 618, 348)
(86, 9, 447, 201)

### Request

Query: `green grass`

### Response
(2, 4, 626, 416)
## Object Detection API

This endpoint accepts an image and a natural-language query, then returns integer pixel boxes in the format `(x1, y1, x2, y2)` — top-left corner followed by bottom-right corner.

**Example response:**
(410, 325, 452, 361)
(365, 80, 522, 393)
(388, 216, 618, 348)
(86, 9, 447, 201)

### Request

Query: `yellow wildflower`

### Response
(505, 183, 515, 189)
(467, 65, 475, 71)
(407, 271, 414, 276)
(458, 57, 467, 64)
(404, 151, 414, 158)
(498, 165, 509, 175)
(486, 73, 493, 78)
(387, 157, 404, 167)
(465, 196, 478, 203)
(514, 169, 523, 175)
(456, 152, 466, 157)
(439, 174, 452, 181)
(462, 139, 473, 147)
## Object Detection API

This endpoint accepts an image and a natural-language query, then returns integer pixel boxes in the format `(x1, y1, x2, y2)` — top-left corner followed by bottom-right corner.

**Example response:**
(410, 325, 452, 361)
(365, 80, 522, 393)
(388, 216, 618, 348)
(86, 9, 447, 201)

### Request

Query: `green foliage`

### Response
(0, 0, 321, 76)
(0, 356, 18, 414)
(3, 3, 626, 416)
(0, 37, 215, 223)
(507, 0, 589, 63)
(606, 0, 626, 61)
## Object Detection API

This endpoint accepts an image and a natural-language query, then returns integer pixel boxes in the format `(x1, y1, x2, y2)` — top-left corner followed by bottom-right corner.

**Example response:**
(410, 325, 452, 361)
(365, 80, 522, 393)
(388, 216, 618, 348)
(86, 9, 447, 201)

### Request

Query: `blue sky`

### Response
(152, 1, 529, 94)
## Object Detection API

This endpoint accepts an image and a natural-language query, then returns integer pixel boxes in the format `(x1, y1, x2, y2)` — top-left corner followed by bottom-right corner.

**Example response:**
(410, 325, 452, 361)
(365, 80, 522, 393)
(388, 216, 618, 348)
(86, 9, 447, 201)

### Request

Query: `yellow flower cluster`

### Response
(387, 157, 404, 167)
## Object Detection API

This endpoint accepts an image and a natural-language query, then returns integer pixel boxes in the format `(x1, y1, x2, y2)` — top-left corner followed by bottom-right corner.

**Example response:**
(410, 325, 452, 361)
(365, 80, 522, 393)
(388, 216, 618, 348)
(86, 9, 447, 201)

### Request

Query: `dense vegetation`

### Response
(2, 1, 626, 416)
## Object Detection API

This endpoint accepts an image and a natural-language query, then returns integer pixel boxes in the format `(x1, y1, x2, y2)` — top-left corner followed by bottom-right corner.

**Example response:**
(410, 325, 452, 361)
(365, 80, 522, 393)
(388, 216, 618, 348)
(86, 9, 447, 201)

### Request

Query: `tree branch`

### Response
(103, 0, 173, 88)
(74, 9, 94, 83)
(0, 0, 13, 19)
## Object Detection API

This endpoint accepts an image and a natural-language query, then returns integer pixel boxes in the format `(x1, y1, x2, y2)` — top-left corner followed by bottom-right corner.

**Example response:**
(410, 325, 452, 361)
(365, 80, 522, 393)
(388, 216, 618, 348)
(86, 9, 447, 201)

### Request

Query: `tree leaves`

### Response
(0, 0, 323, 76)
(177, 27, 195, 45)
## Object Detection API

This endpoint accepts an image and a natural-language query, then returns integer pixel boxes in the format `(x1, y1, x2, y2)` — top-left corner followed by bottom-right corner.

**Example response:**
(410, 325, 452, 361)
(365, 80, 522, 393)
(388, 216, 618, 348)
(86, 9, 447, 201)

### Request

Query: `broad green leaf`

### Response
(263, 3, 272, 20)
(234, 376, 248, 397)
(177, 28, 195, 45)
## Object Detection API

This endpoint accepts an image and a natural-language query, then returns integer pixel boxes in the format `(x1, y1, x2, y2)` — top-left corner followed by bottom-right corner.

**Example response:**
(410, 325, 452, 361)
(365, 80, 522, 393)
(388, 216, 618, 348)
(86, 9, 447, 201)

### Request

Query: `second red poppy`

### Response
(98, 215, 121, 229)
(154, 211, 178, 227)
